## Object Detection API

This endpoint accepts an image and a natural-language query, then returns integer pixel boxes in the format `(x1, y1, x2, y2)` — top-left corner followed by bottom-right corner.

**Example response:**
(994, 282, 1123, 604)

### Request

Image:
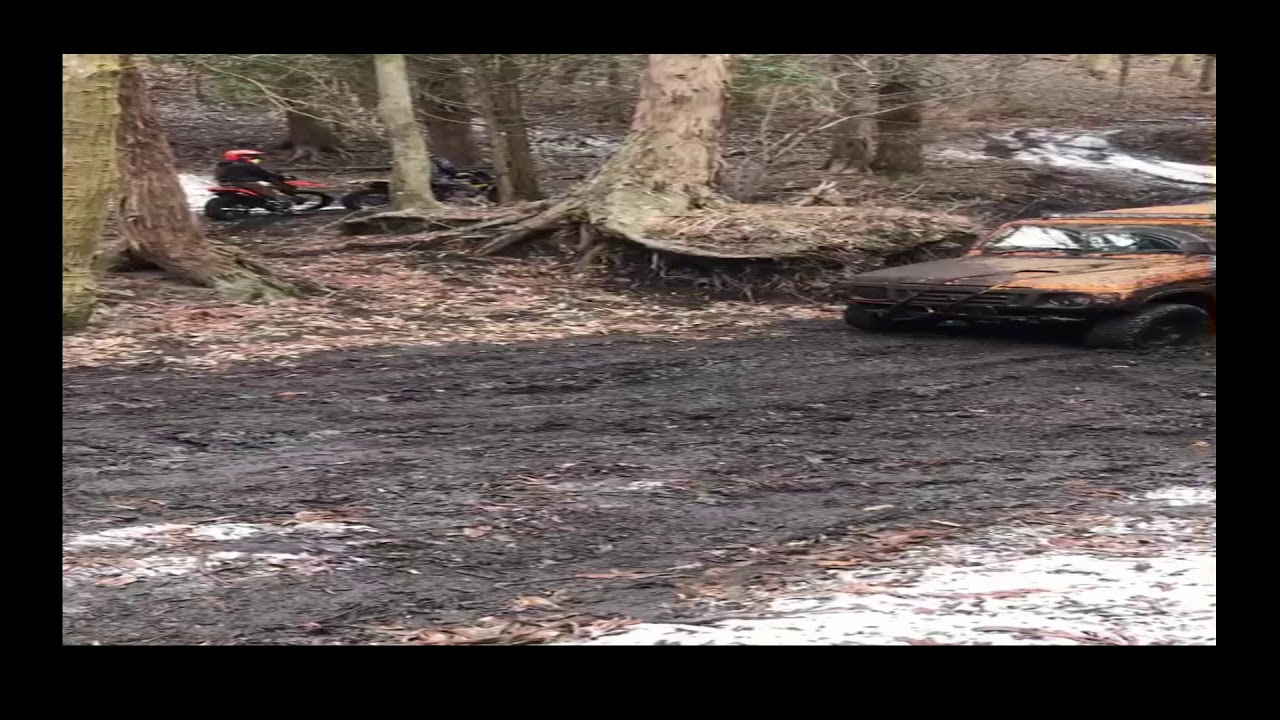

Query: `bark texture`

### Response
(116, 57, 304, 301)
(374, 54, 442, 212)
(825, 54, 873, 174)
(1082, 54, 1111, 79)
(480, 54, 729, 255)
(416, 56, 481, 166)
(63, 54, 123, 333)
(1169, 54, 1197, 78)
(280, 106, 343, 162)
(1199, 55, 1216, 93)
(494, 55, 542, 200)
(870, 56, 927, 176)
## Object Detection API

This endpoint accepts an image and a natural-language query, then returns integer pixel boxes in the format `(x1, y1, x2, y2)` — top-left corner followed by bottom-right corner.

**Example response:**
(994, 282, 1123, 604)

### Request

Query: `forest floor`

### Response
(63, 55, 1215, 645)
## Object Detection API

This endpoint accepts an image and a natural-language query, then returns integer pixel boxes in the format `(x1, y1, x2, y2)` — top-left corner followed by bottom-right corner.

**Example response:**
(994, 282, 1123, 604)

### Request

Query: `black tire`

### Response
(204, 195, 248, 221)
(485, 185, 500, 203)
(1085, 303, 1208, 351)
(341, 190, 390, 211)
(289, 191, 333, 212)
(843, 304, 897, 332)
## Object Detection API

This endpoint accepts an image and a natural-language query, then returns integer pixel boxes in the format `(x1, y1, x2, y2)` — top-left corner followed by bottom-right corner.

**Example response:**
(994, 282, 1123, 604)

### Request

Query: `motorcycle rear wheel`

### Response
(204, 195, 252, 221)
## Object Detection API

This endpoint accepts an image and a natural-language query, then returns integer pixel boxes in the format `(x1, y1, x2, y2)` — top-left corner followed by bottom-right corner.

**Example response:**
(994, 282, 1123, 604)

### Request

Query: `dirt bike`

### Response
(340, 167, 500, 210)
(203, 178, 335, 221)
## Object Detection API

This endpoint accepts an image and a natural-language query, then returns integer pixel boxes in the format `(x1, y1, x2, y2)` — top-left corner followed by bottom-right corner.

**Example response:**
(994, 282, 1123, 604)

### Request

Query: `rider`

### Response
(214, 150, 293, 203)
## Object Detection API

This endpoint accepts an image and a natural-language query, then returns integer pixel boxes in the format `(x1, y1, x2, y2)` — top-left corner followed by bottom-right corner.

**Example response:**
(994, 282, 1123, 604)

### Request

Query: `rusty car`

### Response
(842, 203, 1215, 350)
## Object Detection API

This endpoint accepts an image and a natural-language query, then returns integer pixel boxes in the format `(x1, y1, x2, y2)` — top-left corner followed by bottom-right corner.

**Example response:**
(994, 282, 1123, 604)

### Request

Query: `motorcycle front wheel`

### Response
(341, 189, 391, 211)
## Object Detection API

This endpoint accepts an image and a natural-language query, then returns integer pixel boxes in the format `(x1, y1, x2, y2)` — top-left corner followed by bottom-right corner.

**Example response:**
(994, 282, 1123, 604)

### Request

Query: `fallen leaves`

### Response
(63, 252, 830, 370)
(395, 615, 638, 646)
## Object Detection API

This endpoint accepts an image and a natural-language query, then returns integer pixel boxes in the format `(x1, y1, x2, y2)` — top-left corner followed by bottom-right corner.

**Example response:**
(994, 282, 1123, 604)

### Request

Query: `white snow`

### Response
(63, 518, 378, 588)
(989, 129, 1214, 186)
(572, 485, 1216, 646)
(179, 174, 214, 210)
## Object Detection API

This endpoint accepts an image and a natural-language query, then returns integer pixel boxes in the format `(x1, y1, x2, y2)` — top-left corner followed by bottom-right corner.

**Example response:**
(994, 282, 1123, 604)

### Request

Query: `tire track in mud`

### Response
(63, 321, 1215, 644)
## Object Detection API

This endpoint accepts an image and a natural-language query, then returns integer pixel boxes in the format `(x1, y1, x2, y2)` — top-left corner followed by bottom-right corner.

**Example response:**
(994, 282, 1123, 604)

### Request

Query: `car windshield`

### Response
(983, 225, 1201, 255)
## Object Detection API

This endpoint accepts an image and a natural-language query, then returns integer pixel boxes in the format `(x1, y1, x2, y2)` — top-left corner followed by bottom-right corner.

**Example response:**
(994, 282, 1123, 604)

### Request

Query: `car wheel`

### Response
(1084, 303, 1209, 351)
(843, 304, 897, 332)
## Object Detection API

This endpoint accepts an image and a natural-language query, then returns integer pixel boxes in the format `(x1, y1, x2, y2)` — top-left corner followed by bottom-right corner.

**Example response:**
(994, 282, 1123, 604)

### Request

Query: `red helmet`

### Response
(224, 149, 265, 162)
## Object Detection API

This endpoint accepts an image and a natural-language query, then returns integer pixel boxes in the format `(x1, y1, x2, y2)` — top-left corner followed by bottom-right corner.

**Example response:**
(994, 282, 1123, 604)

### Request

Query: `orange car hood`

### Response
(853, 255, 1207, 292)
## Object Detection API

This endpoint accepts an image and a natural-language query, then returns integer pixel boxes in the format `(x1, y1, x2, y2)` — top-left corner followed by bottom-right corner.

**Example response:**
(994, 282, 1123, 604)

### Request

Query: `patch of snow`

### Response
(63, 518, 378, 589)
(986, 129, 1214, 187)
(572, 485, 1215, 646)
(179, 174, 214, 210)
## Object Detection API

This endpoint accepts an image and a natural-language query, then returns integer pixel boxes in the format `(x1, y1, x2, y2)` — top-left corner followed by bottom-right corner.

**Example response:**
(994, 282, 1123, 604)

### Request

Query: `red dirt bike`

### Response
(203, 177, 335, 221)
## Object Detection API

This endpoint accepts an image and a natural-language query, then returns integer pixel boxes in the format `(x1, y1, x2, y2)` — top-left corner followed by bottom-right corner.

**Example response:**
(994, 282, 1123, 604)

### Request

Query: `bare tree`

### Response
(871, 55, 928, 176)
(414, 55, 482, 166)
(1118, 54, 1134, 93)
(479, 54, 729, 256)
(824, 54, 873, 175)
(374, 54, 442, 211)
(1199, 55, 1216, 94)
(468, 55, 542, 201)
(1081, 54, 1112, 79)
(494, 55, 542, 200)
(63, 54, 123, 333)
(993, 54, 1027, 106)
(1169, 54, 1197, 79)
(115, 56, 305, 300)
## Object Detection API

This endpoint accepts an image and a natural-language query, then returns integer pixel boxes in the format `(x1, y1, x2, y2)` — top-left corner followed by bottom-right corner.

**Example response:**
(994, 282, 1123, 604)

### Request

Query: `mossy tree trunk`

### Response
(116, 56, 306, 301)
(63, 53, 123, 333)
(479, 54, 729, 256)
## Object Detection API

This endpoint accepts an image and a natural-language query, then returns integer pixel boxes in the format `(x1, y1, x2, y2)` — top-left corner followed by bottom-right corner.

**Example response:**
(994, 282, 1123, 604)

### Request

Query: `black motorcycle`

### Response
(340, 167, 499, 210)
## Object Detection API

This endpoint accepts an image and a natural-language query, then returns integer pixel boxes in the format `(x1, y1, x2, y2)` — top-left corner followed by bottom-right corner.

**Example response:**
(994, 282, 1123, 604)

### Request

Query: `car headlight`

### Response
(1038, 293, 1120, 307)
(852, 285, 889, 300)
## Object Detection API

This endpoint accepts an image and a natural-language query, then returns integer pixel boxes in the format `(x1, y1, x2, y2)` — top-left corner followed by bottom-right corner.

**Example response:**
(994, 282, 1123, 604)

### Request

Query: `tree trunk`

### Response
(494, 55, 542, 200)
(993, 54, 1025, 106)
(871, 56, 927, 176)
(1083, 54, 1111, 79)
(279, 106, 344, 163)
(63, 54, 122, 333)
(479, 54, 729, 255)
(373, 54, 442, 212)
(115, 56, 305, 301)
(825, 54, 873, 174)
(416, 56, 482, 166)
(1169, 54, 1197, 78)
(1117, 54, 1134, 92)
(1199, 55, 1216, 93)
(469, 57, 515, 203)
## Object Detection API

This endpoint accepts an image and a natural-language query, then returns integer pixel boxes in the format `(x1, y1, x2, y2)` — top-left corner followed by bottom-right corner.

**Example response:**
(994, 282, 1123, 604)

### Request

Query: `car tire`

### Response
(1084, 303, 1209, 351)
(843, 304, 897, 332)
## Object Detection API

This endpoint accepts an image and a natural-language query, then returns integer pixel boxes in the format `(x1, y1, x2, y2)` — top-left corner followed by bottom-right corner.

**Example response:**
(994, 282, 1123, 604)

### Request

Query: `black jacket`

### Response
(215, 159, 286, 183)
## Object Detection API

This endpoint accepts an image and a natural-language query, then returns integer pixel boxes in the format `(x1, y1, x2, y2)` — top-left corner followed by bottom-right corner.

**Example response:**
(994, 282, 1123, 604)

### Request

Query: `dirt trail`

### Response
(63, 322, 1215, 644)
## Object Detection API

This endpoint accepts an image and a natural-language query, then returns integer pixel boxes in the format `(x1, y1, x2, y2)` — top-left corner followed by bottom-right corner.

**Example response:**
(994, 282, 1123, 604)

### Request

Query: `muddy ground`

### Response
(63, 321, 1215, 645)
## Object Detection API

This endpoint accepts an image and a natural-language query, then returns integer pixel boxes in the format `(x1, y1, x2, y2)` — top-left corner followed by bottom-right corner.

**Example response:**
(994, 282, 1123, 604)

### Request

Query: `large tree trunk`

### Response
(279, 105, 344, 163)
(1199, 55, 1216, 93)
(1117, 54, 1134, 92)
(115, 57, 305, 301)
(63, 54, 123, 333)
(993, 54, 1026, 106)
(479, 54, 728, 255)
(824, 54, 873, 174)
(469, 57, 515, 203)
(415, 56, 482, 166)
(494, 55, 542, 200)
(1082, 54, 1111, 79)
(1169, 54, 1197, 78)
(870, 56, 927, 176)
(374, 54, 442, 212)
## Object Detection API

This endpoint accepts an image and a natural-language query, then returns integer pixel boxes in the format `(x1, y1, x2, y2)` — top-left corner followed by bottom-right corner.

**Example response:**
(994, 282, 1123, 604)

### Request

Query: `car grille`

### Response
(901, 289, 1016, 307)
